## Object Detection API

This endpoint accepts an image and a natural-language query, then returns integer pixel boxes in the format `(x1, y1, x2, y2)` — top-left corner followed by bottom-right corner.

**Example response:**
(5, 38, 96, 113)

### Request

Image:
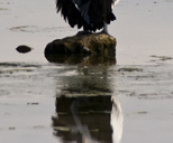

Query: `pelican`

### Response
(56, 0, 120, 33)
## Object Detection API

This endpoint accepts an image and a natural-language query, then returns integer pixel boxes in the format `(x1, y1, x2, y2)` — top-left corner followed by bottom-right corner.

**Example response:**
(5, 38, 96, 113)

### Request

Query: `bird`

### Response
(56, 0, 120, 33)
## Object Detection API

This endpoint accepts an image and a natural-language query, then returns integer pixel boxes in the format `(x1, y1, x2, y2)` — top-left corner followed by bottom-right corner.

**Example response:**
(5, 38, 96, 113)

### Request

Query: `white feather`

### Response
(112, 0, 120, 9)
(113, 0, 120, 6)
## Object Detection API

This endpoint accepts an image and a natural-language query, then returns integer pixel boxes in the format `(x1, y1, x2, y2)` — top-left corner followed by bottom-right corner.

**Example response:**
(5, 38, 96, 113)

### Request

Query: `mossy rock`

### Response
(44, 32, 116, 65)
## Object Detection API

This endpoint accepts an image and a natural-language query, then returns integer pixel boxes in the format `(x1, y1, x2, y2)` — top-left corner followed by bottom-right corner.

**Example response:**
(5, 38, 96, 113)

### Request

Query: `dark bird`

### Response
(56, 0, 119, 33)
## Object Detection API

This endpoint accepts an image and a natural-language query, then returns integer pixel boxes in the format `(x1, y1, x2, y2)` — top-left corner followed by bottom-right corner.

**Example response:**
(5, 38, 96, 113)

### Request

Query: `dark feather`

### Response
(56, 0, 83, 28)
(56, 0, 116, 31)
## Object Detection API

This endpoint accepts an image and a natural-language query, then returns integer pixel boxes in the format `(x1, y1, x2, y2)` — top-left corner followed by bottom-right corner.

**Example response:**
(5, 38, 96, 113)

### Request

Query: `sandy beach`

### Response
(0, 0, 173, 143)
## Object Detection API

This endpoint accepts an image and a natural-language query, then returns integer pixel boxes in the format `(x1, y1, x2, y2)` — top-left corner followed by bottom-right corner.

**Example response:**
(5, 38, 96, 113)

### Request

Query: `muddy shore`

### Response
(1, 0, 173, 143)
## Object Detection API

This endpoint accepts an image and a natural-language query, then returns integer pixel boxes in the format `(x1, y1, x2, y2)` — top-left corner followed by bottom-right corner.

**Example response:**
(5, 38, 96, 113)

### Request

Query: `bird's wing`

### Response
(72, 0, 91, 25)
(89, 0, 116, 26)
(56, 0, 83, 28)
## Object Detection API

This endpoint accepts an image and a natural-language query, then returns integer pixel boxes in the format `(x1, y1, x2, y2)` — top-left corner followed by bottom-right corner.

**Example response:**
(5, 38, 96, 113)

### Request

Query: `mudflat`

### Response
(0, 0, 173, 143)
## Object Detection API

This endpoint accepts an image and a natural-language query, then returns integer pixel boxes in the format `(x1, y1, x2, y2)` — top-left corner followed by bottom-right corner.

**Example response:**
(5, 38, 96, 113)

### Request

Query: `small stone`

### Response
(16, 45, 33, 53)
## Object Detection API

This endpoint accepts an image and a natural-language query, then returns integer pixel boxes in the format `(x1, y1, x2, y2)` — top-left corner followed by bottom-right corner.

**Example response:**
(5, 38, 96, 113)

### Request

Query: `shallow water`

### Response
(0, 0, 173, 143)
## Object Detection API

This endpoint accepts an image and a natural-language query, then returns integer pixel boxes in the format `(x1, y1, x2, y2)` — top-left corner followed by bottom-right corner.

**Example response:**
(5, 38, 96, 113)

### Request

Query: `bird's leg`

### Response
(102, 22, 108, 34)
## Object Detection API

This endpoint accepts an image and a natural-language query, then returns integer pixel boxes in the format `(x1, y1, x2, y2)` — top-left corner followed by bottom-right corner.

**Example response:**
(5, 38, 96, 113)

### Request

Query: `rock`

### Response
(16, 45, 32, 53)
(44, 32, 116, 65)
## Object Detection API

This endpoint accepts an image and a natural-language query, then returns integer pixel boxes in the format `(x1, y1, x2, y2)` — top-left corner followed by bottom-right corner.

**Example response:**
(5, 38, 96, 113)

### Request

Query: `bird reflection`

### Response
(51, 66, 123, 143)
(111, 96, 123, 143)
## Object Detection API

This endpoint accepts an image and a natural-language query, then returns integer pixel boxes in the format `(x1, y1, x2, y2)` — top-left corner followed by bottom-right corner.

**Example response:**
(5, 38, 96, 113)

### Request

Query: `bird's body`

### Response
(56, 0, 119, 32)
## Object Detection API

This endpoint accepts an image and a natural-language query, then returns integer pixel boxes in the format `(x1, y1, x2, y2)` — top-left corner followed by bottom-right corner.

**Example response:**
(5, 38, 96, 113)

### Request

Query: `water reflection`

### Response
(45, 54, 116, 66)
(51, 65, 123, 143)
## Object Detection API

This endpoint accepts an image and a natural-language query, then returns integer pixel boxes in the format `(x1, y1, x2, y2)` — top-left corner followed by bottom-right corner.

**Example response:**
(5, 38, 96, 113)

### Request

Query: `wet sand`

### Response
(1, 0, 173, 143)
